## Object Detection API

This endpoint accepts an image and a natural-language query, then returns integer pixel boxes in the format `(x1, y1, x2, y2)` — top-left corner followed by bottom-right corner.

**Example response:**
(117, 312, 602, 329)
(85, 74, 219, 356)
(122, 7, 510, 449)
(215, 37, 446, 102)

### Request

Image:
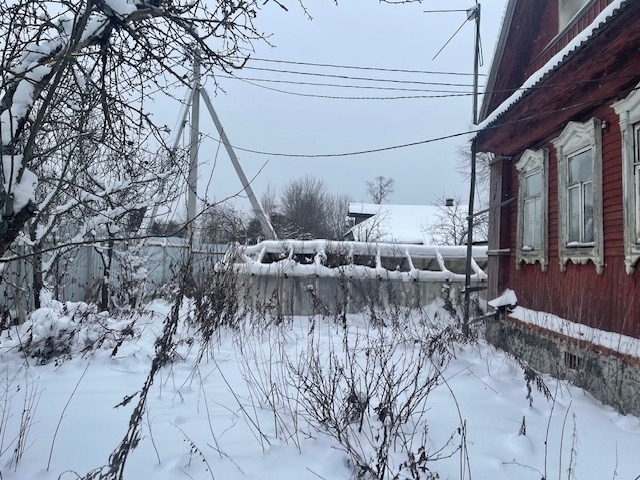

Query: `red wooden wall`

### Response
(478, 0, 640, 338)
(501, 103, 640, 338)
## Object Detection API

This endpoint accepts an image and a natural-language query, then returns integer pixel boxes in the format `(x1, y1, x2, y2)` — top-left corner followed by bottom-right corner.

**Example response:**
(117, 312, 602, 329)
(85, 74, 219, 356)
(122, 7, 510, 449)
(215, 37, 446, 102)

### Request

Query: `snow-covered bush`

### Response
(113, 243, 150, 310)
(1, 295, 137, 364)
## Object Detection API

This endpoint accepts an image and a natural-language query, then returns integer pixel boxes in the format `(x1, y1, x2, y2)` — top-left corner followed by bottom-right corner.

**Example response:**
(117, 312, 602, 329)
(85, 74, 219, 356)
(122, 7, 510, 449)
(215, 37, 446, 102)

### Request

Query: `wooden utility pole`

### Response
(464, 3, 481, 334)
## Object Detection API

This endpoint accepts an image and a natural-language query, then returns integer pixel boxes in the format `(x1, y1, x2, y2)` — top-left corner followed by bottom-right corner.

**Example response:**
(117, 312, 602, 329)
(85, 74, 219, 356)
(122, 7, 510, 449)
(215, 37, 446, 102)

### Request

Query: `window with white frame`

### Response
(523, 172, 543, 250)
(613, 85, 640, 274)
(559, 0, 590, 30)
(566, 148, 594, 245)
(552, 119, 604, 274)
(516, 149, 548, 270)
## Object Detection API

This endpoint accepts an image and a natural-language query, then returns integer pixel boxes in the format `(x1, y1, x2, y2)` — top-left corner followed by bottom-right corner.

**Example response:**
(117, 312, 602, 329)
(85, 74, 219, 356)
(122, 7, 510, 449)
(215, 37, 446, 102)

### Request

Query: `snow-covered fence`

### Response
(1, 238, 487, 319)
(0, 238, 227, 317)
(231, 240, 488, 315)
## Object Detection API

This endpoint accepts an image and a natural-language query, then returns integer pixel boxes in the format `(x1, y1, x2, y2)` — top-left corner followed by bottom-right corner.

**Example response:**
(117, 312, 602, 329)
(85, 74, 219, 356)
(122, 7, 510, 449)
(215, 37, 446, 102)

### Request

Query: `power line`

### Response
(216, 74, 473, 94)
(226, 75, 473, 100)
(191, 88, 637, 160)
(248, 57, 485, 77)
(423, 9, 471, 13)
(242, 66, 481, 88)
(216, 69, 640, 102)
(199, 129, 473, 158)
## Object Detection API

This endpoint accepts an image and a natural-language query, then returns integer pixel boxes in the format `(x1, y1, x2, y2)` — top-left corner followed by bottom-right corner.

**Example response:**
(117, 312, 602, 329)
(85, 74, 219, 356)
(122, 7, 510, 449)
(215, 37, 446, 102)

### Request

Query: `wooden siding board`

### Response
(506, 257, 640, 335)
(483, 0, 619, 118)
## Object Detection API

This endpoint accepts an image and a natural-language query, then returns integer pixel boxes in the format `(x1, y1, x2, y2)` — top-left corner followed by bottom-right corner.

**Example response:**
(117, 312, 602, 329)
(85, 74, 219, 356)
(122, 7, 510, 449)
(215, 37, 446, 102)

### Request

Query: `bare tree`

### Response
(0, 0, 304, 258)
(366, 176, 395, 204)
(423, 195, 488, 246)
(258, 175, 351, 240)
(24, 81, 180, 309)
(201, 200, 248, 244)
(280, 175, 331, 239)
(260, 183, 279, 219)
(149, 219, 187, 238)
(325, 192, 352, 239)
(346, 209, 392, 242)
(456, 144, 493, 207)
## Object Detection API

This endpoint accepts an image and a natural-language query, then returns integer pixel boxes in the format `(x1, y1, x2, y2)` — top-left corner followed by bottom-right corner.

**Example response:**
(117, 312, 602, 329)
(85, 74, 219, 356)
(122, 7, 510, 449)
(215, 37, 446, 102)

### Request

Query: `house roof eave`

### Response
(477, 0, 632, 136)
(478, 0, 519, 123)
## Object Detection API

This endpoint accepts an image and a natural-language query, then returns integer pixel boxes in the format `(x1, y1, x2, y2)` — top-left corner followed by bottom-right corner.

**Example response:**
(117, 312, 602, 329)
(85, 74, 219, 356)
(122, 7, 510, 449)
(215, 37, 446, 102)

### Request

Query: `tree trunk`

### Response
(99, 238, 115, 312)
(0, 201, 37, 257)
(32, 252, 43, 310)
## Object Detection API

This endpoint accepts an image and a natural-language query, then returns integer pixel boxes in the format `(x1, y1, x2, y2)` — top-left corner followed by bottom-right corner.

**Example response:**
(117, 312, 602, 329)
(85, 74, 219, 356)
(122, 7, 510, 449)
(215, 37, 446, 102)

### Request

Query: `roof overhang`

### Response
(478, 0, 518, 122)
(477, 0, 637, 154)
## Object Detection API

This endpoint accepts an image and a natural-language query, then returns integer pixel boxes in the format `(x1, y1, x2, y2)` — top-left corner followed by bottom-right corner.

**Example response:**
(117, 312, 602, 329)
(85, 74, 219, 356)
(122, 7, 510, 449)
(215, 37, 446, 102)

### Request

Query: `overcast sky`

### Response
(150, 0, 509, 213)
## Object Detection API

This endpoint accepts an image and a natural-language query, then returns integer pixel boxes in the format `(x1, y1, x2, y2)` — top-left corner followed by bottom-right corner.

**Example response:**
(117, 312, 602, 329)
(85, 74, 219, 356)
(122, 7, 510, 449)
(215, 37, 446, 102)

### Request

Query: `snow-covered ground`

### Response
(0, 297, 638, 480)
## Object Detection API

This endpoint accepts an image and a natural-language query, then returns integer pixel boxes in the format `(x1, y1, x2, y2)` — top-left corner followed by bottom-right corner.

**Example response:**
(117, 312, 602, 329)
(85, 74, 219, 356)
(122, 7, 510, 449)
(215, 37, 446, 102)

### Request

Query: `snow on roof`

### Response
(347, 203, 451, 245)
(477, 0, 629, 131)
(348, 202, 383, 216)
(478, 0, 516, 121)
(233, 239, 488, 282)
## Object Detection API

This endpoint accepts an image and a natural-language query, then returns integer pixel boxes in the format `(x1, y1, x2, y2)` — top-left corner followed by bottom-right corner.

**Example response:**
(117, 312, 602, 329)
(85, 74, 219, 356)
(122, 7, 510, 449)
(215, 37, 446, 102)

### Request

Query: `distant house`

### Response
(344, 202, 486, 246)
(477, 0, 640, 414)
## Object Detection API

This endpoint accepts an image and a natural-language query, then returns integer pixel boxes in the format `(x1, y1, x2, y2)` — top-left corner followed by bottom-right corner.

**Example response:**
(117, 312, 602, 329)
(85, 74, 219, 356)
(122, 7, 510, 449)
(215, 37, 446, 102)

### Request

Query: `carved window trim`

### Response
(552, 119, 604, 274)
(515, 149, 549, 271)
(613, 85, 640, 274)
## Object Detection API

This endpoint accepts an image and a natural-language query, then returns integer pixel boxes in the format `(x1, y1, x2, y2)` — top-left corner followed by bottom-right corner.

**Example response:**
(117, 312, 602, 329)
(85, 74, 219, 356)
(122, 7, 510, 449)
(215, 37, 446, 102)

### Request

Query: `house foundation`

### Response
(486, 313, 640, 417)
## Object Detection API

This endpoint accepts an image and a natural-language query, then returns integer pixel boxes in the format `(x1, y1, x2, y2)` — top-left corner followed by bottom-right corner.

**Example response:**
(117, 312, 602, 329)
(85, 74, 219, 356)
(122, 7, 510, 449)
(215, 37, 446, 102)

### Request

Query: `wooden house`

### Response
(477, 0, 640, 414)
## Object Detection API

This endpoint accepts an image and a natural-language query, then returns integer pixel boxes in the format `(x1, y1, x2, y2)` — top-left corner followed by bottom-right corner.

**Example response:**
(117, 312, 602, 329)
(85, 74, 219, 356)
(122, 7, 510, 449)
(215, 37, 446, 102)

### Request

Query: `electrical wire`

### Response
(248, 57, 485, 77)
(226, 75, 473, 100)
(196, 128, 472, 158)
(215, 74, 473, 94)
(242, 66, 480, 88)
(214, 68, 640, 102)
(187, 87, 640, 160)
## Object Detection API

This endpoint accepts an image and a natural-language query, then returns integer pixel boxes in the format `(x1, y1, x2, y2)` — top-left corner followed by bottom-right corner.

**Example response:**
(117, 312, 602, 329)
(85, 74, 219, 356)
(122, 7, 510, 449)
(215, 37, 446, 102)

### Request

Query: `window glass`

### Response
(534, 197, 542, 249)
(523, 196, 542, 250)
(523, 200, 534, 249)
(568, 149, 593, 183)
(524, 171, 542, 197)
(583, 182, 594, 243)
(552, 118, 602, 271)
(516, 149, 548, 268)
(523, 170, 543, 251)
(568, 186, 580, 243)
